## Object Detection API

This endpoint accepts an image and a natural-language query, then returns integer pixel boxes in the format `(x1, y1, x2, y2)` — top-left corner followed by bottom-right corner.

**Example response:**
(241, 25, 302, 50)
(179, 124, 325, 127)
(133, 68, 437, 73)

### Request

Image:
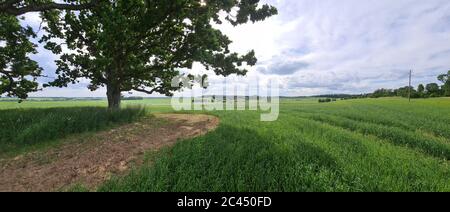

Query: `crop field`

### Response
(1, 97, 449, 191)
(0, 106, 147, 156)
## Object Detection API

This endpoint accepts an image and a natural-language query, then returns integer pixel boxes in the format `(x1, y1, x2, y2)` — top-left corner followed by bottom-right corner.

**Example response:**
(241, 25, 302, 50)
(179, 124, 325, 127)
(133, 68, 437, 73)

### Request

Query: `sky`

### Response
(22, 0, 450, 97)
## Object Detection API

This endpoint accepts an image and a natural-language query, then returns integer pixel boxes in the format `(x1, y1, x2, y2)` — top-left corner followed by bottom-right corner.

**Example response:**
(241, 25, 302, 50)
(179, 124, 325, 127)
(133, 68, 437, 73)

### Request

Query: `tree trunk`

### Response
(107, 84, 121, 109)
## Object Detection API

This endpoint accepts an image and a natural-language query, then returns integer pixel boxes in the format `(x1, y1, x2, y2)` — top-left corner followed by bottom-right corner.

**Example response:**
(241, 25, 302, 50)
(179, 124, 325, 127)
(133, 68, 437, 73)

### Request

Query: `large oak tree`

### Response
(42, 0, 277, 108)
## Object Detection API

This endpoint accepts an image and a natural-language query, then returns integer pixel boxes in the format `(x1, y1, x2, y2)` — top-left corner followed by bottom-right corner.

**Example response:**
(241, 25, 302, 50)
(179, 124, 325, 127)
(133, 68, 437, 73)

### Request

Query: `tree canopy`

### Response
(41, 0, 277, 108)
(0, 0, 99, 16)
(0, 14, 41, 99)
(1, 0, 98, 99)
(438, 70, 450, 96)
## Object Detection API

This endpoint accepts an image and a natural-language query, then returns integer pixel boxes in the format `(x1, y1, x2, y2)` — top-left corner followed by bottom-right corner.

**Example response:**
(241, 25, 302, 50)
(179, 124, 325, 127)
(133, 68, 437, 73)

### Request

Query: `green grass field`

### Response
(0, 106, 147, 156)
(1, 97, 449, 191)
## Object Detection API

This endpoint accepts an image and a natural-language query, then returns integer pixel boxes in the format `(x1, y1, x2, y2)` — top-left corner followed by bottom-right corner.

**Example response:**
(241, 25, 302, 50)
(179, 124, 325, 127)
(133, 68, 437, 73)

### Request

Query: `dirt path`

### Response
(0, 114, 219, 192)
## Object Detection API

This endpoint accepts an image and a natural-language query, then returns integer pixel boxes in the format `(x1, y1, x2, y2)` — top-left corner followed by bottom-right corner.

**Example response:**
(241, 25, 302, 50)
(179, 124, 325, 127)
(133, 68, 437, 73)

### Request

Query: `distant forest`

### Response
(317, 71, 450, 100)
(371, 71, 450, 98)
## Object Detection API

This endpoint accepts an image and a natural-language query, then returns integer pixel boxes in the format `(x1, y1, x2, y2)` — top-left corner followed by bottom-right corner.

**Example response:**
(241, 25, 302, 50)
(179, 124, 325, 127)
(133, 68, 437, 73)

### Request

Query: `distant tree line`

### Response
(318, 98, 337, 103)
(370, 71, 450, 98)
(121, 96, 144, 101)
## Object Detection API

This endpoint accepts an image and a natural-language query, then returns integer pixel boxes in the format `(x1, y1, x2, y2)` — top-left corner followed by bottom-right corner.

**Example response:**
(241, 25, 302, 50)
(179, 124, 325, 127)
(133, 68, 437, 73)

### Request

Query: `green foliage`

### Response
(0, 106, 146, 155)
(417, 84, 425, 92)
(371, 88, 395, 98)
(437, 70, 450, 84)
(0, 14, 42, 99)
(438, 71, 450, 97)
(41, 0, 277, 108)
(417, 84, 425, 97)
(318, 98, 332, 103)
(425, 83, 440, 96)
(371, 87, 419, 98)
(397, 86, 416, 98)
(0, 0, 96, 16)
(1, 0, 99, 100)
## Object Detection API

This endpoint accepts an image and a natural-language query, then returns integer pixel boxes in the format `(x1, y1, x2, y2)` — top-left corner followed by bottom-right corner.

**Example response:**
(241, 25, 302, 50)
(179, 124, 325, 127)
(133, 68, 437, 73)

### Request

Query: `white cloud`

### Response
(265, 0, 450, 95)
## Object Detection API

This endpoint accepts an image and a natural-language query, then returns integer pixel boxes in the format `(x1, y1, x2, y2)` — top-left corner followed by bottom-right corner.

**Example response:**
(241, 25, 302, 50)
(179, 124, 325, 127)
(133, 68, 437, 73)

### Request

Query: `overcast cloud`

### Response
(24, 0, 450, 97)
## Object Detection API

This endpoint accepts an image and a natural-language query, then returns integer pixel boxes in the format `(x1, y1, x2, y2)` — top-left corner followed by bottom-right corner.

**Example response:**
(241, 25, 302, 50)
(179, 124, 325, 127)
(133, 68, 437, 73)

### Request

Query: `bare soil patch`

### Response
(0, 114, 219, 192)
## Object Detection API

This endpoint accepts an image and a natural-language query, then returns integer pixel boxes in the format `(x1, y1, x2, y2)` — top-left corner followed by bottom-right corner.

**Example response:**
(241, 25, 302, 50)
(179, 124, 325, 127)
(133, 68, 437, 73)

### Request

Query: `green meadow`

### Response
(1, 97, 449, 191)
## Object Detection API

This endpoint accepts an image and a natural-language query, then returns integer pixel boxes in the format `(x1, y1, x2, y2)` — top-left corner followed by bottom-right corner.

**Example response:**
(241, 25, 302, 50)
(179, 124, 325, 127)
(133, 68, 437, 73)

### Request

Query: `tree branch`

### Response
(0, 69, 15, 94)
(0, 0, 99, 16)
(0, 0, 22, 7)
(133, 87, 158, 95)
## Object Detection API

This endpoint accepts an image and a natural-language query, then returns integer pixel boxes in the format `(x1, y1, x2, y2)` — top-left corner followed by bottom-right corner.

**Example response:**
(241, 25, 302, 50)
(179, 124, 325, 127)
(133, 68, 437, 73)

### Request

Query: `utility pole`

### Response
(408, 70, 412, 102)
